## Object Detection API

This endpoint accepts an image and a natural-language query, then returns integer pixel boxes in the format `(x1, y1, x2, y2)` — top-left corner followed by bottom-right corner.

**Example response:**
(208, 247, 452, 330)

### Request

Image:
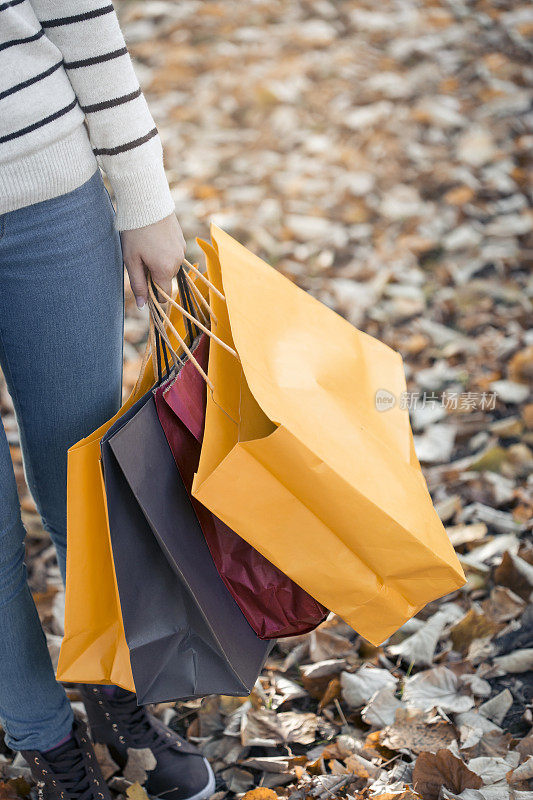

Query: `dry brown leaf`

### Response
(449, 609, 501, 654)
(300, 660, 346, 700)
(482, 586, 526, 623)
(93, 743, 120, 780)
(123, 748, 157, 785)
(241, 788, 278, 800)
(381, 708, 456, 754)
(308, 628, 354, 662)
(343, 753, 381, 779)
(3, 781, 30, 800)
(318, 676, 341, 711)
(461, 729, 513, 759)
(0, 783, 23, 800)
(372, 793, 421, 800)
(508, 345, 533, 384)
(361, 730, 395, 761)
(515, 734, 533, 763)
(241, 755, 305, 773)
(493, 551, 533, 600)
(412, 749, 483, 799)
(509, 754, 533, 781)
(241, 709, 317, 747)
(125, 784, 150, 800)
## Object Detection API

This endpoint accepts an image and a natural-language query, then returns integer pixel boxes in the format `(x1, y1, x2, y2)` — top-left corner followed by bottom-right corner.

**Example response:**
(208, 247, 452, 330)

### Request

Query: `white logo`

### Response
(375, 389, 396, 412)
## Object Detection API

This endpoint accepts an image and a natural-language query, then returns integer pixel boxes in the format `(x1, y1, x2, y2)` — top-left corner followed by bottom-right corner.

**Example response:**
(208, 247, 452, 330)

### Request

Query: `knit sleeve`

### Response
(28, 0, 175, 231)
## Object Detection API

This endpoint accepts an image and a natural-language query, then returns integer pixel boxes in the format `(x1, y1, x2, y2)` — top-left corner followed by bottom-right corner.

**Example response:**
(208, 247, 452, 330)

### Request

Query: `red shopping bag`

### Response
(153, 332, 328, 639)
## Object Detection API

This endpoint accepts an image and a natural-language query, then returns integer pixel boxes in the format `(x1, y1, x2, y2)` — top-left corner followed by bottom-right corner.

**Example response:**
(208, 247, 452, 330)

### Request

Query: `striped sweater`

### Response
(0, 0, 175, 230)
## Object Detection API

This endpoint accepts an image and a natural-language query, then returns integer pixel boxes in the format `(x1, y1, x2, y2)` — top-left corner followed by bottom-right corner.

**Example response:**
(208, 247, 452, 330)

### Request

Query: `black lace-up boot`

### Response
(79, 686, 215, 800)
(21, 719, 112, 800)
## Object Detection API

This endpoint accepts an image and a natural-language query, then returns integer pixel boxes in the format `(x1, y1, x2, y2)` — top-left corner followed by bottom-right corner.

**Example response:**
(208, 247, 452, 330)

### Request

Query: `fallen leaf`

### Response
(467, 752, 520, 784)
(493, 551, 533, 600)
(123, 748, 157, 785)
(478, 689, 513, 725)
(221, 767, 254, 794)
(301, 659, 346, 699)
(361, 686, 402, 727)
(389, 606, 465, 665)
(343, 753, 381, 779)
(449, 609, 501, 654)
(493, 648, 533, 673)
(446, 523, 488, 547)
(318, 676, 341, 711)
(241, 709, 318, 746)
(461, 729, 513, 759)
(125, 784, 150, 800)
(509, 755, 533, 782)
(308, 628, 354, 662)
(403, 666, 474, 713)
(267, 675, 307, 709)
(482, 586, 526, 623)
(93, 743, 120, 780)
(3, 781, 30, 800)
(515, 734, 533, 763)
(381, 708, 456, 754)
(241, 756, 302, 774)
(0, 784, 21, 800)
(412, 750, 483, 799)
(242, 786, 278, 800)
(341, 666, 397, 708)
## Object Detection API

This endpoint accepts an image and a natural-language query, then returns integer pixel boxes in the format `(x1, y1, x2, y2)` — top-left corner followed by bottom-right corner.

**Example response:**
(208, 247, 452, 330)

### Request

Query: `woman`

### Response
(0, 1, 215, 798)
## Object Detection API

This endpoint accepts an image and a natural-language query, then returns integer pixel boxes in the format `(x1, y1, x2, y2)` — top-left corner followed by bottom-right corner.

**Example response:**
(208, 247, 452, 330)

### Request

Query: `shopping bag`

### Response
(99, 370, 272, 704)
(152, 328, 328, 640)
(57, 280, 207, 689)
(189, 224, 465, 646)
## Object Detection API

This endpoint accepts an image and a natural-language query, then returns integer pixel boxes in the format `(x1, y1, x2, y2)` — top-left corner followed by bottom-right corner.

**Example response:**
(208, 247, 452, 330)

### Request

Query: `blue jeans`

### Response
(0, 170, 124, 751)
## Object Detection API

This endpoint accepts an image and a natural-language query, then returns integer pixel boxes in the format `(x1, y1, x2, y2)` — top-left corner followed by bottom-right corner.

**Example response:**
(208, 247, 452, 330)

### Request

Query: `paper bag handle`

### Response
(148, 278, 239, 362)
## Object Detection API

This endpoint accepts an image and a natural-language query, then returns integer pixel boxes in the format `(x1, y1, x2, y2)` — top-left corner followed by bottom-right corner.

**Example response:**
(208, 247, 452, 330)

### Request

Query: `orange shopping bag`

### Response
(192, 224, 466, 646)
(57, 283, 205, 688)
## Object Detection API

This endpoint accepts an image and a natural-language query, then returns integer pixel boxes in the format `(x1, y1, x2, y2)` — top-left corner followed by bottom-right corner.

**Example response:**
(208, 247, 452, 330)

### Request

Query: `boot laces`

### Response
(47, 747, 96, 800)
(109, 692, 175, 755)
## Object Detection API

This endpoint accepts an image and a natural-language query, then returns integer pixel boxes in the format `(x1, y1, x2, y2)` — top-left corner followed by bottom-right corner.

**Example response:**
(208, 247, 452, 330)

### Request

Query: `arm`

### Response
(30, 0, 184, 305)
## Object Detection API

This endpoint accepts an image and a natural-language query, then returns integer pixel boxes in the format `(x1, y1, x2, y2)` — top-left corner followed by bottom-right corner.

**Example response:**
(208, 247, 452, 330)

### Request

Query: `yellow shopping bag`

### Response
(192, 224, 465, 646)
(57, 284, 205, 688)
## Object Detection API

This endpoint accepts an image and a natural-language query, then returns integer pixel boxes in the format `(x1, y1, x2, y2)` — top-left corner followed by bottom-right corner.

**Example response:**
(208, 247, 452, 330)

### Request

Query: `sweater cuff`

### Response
(107, 159, 175, 231)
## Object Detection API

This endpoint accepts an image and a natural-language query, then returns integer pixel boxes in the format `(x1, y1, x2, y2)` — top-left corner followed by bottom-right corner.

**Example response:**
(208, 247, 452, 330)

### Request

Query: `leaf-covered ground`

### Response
(1, 0, 532, 797)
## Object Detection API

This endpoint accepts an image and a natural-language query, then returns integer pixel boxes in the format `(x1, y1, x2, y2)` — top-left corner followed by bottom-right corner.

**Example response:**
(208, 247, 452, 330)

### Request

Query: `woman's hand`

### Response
(120, 213, 186, 308)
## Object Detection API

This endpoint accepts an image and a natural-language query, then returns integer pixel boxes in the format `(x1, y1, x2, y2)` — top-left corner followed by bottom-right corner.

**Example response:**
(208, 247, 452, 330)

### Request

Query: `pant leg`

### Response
(0, 169, 124, 750)
(0, 409, 73, 752)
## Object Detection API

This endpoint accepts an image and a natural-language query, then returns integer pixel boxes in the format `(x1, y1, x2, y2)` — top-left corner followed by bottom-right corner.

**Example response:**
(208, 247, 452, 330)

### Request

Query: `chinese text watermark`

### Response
(375, 389, 498, 412)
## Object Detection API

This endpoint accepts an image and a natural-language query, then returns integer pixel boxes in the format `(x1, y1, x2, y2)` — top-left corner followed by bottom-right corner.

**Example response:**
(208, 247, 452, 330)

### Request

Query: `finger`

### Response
(125, 257, 148, 309)
(149, 268, 175, 303)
